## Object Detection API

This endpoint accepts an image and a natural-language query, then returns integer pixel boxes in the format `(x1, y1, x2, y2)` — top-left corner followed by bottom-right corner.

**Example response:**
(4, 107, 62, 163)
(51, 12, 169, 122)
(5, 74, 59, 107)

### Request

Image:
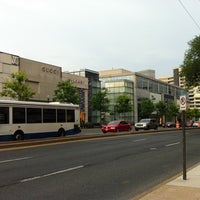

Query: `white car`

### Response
(192, 121, 199, 127)
(135, 118, 158, 131)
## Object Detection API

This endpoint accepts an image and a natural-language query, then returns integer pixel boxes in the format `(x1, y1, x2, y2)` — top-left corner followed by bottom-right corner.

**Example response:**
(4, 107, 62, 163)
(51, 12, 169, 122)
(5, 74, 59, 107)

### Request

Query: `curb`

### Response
(0, 127, 197, 150)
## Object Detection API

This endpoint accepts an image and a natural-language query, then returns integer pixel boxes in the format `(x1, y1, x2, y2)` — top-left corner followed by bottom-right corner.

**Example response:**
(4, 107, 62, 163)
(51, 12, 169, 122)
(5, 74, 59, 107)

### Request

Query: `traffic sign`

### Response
(180, 95, 187, 111)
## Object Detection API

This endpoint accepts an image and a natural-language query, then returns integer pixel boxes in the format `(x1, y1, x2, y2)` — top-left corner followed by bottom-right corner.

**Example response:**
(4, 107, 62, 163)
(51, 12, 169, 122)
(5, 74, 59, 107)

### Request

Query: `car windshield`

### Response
(108, 121, 119, 125)
(139, 119, 150, 123)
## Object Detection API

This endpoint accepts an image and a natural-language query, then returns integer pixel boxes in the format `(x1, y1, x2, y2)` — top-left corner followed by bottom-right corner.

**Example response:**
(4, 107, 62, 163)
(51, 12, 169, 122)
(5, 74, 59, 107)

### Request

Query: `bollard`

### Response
(176, 121, 180, 128)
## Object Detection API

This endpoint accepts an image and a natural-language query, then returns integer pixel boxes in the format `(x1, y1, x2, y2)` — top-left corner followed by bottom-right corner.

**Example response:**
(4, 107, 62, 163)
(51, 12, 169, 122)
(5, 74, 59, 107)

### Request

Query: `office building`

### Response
(100, 68, 186, 123)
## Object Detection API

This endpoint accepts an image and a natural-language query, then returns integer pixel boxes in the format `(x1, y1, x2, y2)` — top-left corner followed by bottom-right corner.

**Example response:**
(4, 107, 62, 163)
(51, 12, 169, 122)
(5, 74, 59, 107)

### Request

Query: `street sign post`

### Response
(179, 95, 187, 180)
(180, 95, 187, 111)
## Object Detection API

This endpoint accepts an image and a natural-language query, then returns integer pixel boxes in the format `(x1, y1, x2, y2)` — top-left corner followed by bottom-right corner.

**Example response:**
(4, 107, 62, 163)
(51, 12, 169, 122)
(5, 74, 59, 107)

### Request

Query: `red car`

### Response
(185, 121, 193, 127)
(162, 122, 176, 128)
(101, 120, 132, 133)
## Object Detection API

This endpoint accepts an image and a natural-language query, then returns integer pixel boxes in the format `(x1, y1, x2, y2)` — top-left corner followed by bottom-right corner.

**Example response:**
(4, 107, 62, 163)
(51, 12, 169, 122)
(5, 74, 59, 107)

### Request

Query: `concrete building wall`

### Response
(0, 52, 19, 99)
(20, 58, 62, 101)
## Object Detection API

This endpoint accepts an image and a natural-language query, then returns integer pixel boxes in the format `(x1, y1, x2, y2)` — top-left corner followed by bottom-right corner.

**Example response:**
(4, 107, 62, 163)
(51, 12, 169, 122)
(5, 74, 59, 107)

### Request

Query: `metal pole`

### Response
(182, 110, 187, 180)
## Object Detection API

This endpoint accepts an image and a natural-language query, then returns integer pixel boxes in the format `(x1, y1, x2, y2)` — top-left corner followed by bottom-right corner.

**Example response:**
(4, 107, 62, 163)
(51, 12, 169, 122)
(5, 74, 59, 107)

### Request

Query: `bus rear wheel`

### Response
(14, 131, 24, 140)
(58, 128, 65, 137)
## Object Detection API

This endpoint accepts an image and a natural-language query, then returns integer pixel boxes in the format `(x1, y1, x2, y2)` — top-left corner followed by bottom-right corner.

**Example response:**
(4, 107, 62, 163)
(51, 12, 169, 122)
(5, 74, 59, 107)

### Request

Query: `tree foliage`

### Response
(166, 102, 179, 119)
(115, 95, 132, 116)
(181, 35, 200, 87)
(0, 71, 35, 101)
(53, 80, 80, 104)
(140, 98, 155, 118)
(155, 101, 167, 119)
(186, 108, 200, 119)
(91, 90, 110, 113)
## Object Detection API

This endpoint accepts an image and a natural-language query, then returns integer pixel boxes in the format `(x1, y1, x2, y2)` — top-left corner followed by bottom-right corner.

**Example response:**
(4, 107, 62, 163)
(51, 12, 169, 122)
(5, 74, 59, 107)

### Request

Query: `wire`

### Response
(177, 0, 200, 31)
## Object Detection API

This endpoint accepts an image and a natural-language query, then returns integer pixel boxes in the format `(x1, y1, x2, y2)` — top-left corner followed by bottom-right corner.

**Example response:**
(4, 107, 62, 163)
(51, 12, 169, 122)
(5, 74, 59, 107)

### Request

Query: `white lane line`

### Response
(20, 165, 84, 183)
(0, 157, 31, 164)
(150, 147, 157, 150)
(133, 138, 147, 142)
(165, 142, 180, 147)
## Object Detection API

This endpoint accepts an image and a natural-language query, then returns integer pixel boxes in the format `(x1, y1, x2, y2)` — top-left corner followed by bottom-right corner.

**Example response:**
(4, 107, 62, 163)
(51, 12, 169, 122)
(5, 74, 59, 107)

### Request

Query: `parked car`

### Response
(101, 120, 132, 133)
(162, 121, 176, 128)
(135, 118, 158, 131)
(185, 121, 193, 127)
(192, 121, 199, 127)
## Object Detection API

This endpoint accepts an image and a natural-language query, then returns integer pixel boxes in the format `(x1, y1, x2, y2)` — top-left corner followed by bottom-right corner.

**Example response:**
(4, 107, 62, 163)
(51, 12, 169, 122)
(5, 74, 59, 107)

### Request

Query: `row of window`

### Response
(136, 76, 183, 96)
(0, 107, 75, 124)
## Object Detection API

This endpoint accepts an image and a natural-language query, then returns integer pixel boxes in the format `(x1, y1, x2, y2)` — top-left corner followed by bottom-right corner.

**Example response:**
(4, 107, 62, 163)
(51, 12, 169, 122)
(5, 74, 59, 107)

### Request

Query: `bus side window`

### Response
(0, 107, 9, 124)
(13, 107, 25, 124)
(57, 109, 66, 122)
(67, 109, 75, 122)
(27, 108, 42, 123)
(43, 108, 56, 123)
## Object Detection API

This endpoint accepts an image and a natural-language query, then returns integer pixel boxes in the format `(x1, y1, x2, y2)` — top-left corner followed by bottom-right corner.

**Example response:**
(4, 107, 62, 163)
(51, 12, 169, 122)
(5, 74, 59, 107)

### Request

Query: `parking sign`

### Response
(180, 95, 187, 111)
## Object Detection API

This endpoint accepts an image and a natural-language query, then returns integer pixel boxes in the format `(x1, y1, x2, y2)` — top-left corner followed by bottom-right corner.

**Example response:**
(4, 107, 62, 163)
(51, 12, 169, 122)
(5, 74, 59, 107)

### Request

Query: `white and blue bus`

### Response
(0, 100, 81, 141)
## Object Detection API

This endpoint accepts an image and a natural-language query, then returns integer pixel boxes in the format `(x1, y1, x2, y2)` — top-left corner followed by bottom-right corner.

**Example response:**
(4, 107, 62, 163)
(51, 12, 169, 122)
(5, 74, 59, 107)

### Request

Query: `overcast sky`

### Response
(1, 0, 200, 77)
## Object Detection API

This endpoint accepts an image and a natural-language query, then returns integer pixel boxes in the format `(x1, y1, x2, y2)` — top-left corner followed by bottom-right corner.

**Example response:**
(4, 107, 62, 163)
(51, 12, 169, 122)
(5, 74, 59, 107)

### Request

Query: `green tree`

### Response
(115, 95, 132, 119)
(155, 101, 167, 123)
(0, 71, 35, 101)
(91, 90, 110, 122)
(181, 35, 200, 87)
(53, 80, 80, 104)
(186, 108, 200, 120)
(140, 98, 155, 118)
(166, 102, 179, 121)
(191, 108, 200, 119)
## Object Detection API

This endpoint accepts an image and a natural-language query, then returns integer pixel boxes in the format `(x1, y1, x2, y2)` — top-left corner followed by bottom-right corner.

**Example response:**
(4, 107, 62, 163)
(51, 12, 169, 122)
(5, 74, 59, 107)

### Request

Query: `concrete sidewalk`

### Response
(134, 163, 200, 200)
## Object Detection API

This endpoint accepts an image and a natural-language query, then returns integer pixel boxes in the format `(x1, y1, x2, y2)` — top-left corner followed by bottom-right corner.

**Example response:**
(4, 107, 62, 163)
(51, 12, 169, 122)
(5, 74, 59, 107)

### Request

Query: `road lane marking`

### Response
(150, 147, 157, 150)
(165, 142, 180, 147)
(20, 165, 84, 183)
(0, 157, 31, 164)
(133, 138, 147, 142)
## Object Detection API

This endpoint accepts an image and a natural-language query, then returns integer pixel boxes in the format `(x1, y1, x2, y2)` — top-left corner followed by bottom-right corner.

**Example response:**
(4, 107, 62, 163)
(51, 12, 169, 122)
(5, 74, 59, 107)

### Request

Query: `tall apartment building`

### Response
(159, 67, 200, 109)
(158, 76, 174, 85)
(173, 67, 186, 88)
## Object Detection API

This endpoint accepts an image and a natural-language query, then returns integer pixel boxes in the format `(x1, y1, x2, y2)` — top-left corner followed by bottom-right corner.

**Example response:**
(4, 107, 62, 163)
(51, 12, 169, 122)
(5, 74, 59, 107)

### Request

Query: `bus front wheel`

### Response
(14, 131, 24, 140)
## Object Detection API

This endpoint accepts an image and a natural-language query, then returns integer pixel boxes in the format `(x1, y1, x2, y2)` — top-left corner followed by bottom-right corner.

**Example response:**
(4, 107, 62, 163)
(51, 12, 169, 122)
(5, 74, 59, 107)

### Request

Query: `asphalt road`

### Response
(0, 129, 200, 200)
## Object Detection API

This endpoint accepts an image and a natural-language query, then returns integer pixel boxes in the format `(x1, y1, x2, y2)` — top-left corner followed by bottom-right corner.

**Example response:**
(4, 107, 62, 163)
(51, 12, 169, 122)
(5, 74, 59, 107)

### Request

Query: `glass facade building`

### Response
(100, 69, 187, 123)
(101, 77, 134, 123)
